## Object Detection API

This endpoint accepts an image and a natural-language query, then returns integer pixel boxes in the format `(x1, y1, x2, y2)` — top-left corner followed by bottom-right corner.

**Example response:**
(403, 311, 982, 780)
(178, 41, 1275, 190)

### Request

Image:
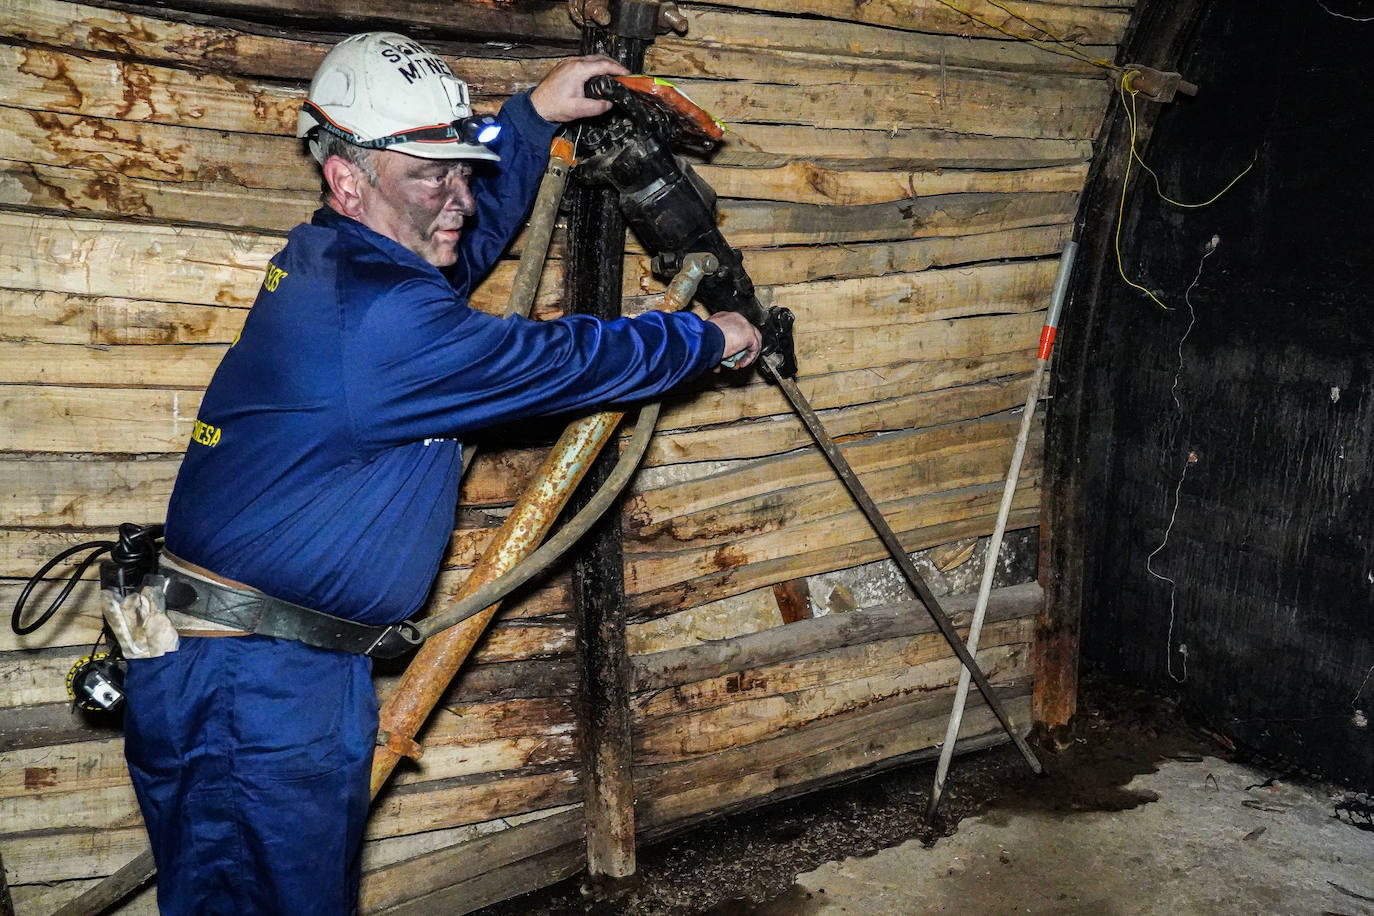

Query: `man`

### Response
(123, 32, 761, 914)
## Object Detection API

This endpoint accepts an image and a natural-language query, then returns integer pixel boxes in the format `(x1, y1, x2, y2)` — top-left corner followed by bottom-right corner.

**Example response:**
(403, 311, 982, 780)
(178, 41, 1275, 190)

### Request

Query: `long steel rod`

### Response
(760, 357, 1043, 775)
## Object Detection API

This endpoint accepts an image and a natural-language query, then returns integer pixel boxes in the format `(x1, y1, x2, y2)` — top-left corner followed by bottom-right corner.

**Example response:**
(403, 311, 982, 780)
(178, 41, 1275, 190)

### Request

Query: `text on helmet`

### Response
(379, 39, 454, 86)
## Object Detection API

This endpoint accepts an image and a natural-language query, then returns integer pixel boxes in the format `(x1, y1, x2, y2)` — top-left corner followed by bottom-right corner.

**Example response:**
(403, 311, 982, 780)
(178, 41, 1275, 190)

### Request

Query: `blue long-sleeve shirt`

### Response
(163, 93, 725, 625)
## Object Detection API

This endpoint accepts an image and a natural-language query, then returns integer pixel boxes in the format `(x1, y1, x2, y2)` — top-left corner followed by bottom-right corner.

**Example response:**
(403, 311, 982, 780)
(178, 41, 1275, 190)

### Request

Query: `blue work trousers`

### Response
(124, 636, 377, 915)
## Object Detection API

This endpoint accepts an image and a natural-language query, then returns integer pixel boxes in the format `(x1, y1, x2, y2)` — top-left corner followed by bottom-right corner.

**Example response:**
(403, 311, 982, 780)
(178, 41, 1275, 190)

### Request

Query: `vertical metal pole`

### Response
(926, 242, 1077, 821)
(567, 11, 651, 883)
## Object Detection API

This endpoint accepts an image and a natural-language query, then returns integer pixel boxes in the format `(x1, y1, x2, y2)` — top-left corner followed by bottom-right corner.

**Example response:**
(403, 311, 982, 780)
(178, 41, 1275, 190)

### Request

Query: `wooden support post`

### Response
(1038, 0, 1209, 734)
(566, 13, 651, 884)
(0, 847, 14, 916)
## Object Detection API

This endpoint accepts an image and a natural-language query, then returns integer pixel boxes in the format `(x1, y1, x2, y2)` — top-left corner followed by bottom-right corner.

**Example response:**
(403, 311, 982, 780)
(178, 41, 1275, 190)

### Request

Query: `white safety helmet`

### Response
(297, 32, 501, 163)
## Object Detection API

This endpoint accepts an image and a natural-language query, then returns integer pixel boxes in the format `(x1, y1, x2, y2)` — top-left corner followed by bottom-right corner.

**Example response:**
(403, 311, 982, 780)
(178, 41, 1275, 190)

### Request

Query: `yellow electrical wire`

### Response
(1114, 79, 1255, 310)
(929, 0, 1121, 72)
(1114, 83, 1169, 309)
(924, 0, 1254, 311)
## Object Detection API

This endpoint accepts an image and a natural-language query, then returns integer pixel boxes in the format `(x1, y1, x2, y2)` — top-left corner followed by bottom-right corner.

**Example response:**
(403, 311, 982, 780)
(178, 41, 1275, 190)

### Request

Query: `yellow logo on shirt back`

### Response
(191, 420, 221, 447)
(264, 262, 288, 292)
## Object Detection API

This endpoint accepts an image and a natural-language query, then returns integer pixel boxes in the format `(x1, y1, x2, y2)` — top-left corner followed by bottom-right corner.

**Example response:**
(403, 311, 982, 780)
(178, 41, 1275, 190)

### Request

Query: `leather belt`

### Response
(158, 552, 424, 659)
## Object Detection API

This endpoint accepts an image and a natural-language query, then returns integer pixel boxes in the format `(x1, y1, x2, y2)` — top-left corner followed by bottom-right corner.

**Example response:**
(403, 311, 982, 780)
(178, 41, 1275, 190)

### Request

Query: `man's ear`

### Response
(323, 157, 365, 217)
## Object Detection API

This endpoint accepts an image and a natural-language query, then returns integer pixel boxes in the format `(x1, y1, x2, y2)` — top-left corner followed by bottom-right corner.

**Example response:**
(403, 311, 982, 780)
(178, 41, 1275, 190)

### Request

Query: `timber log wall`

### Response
(1, 0, 1131, 911)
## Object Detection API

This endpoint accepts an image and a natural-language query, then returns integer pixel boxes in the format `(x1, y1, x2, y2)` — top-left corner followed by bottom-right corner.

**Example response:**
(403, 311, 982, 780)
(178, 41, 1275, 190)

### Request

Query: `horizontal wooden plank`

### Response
(0, 737, 129, 801)
(360, 809, 585, 914)
(0, 719, 573, 804)
(1, 385, 201, 452)
(651, 346, 1039, 439)
(632, 581, 1042, 689)
(637, 680, 1028, 805)
(767, 258, 1058, 329)
(7, 877, 155, 915)
(143, 0, 576, 46)
(633, 617, 1032, 722)
(1, 455, 181, 527)
(0, 193, 1067, 312)
(652, 13, 1110, 75)
(370, 836, 584, 915)
(673, 72, 1108, 139)
(0, 104, 310, 188)
(2, 254, 1050, 388)
(715, 190, 1078, 246)
(692, 0, 1129, 46)
(4, 0, 554, 85)
(1, 101, 1091, 199)
(2, 309, 1047, 455)
(0, 339, 226, 387)
(628, 491, 1040, 619)
(0, 43, 303, 135)
(2, 39, 1108, 144)
(0, 824, 147, 884)
(626, 468, 1043, 601)
(0, 288, 249, 346)
(3, 757, 579, 843)
(0, 161, 317, 231)
(372, 768, 581, 839)
(630, 414, 1043, 548)
(695, 161, 1088, 207)
(636, 688, 1031, 833)
(0, 777, 141, 834)
(0, 210, 272, 306)
(734, 223, 1072, 285)
(650, 338, 1045, 464)
(0, 768, 581, 884)
(1, 229, 1059, 351)
(714, 122, 1094, 168)
(3, 144, 1084, 222)
(398, 696, 576, 746)
(634, 641, 1028, 761)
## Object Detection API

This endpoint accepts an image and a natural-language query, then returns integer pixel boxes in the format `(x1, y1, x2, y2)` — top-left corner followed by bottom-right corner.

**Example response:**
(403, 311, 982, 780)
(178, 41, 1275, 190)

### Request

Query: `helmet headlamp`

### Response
(304, 103, 501, 153)
(460, 115, 501, 146)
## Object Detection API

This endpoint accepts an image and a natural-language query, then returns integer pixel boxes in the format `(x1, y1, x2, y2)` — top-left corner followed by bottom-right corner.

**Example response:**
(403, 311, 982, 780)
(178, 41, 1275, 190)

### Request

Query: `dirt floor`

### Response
(476, 675, 1252, 916)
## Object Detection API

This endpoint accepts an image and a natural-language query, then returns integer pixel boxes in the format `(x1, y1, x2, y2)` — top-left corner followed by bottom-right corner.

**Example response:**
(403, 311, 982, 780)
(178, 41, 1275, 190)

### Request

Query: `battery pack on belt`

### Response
(159, 555, 423, 659)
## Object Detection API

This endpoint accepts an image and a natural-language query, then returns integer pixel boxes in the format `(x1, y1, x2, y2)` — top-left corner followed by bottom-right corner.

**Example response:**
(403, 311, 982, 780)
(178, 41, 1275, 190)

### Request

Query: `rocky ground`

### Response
(476, 675, 1230, 916)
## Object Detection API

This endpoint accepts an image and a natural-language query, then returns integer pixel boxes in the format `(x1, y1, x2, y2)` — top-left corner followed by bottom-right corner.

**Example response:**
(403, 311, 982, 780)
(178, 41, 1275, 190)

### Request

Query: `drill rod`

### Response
(759, 355, 1043, 776)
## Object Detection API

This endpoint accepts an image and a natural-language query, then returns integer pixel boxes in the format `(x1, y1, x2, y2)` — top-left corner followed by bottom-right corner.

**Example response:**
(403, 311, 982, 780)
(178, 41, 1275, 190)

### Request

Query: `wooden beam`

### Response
(562, 23, 639, 882)
(714, 122, 1092, 168)
(632, 582, 1041, 689)
(636, 686, 1032, 836)
(1039, 0, 1209, 732)
(651, 16, 1110, 76)
(359, 809, 584, 914)
(628, 494, 1040, 620)
(688, 0, 1130, 45)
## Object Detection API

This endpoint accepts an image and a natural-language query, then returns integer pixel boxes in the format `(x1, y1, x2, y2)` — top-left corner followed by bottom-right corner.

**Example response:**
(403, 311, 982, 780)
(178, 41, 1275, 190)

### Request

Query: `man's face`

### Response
(351, 152, 477, 267)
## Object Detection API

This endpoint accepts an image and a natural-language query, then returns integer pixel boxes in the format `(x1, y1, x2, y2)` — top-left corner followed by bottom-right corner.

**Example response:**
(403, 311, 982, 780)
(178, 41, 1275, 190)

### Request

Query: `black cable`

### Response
(11, 539, 114, 636)
(11, 523, 163, 636)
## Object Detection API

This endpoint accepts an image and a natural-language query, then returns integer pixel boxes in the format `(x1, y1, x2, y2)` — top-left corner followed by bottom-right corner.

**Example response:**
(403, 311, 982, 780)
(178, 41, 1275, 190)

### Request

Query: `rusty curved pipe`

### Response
(371, 406, 625, 790)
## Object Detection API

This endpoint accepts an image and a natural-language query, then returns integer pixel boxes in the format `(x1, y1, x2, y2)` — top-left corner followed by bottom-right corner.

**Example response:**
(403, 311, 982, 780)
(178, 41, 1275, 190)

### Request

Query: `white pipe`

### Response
(926, 240, 1077, 819)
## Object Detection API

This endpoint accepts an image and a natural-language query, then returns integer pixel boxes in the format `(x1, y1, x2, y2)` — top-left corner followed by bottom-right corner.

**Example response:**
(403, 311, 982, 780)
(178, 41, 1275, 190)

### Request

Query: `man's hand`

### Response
(707, 312, 763, 370)
(530, 56, 630, 123)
